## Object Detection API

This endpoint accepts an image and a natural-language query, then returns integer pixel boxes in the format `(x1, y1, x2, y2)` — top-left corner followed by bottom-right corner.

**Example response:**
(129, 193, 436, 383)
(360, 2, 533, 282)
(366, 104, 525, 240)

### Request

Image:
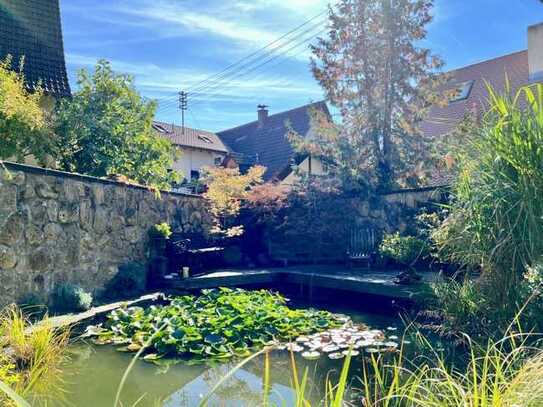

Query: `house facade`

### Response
(152, 121, 228, 190)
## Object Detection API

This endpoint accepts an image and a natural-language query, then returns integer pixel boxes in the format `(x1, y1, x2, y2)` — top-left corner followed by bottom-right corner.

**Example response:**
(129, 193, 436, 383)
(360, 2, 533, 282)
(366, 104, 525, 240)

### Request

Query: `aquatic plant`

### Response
(0, 305, 70, 405)
(94, 288, 344, 362)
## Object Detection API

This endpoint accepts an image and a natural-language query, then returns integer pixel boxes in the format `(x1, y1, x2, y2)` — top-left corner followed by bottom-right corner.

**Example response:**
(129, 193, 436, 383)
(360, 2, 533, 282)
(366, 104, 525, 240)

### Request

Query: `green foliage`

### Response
(49, 283, 93, 313)
(55, 60, 180, 190)
(270, 178, 357, 261)
(105, 263, 147, 300)
(431, 83, 543, 335)
(0, 56, 56, 165)
(151, 222, 172, 239)
(379, 232, 429, 266)
(96, 288, 342, 362)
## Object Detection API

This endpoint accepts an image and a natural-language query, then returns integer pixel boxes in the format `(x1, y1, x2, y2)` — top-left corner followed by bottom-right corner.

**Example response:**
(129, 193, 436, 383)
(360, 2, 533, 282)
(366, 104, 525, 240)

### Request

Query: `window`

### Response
(152, 123, 169, 133)
(449, 80, 474, 103)
(214, 156, 223, 166)
(198, 135, 213, 143)
(190, 170, 200, 180)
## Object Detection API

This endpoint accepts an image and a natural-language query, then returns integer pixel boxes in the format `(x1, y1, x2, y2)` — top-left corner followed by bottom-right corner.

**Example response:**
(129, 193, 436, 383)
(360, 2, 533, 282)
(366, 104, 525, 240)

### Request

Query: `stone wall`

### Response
(0, 162, 210, 306)
(268, 185, 447, 264)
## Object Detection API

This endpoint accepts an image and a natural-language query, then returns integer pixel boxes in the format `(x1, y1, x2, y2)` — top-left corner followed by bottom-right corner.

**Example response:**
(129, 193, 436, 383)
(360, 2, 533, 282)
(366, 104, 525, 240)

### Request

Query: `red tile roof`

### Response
(421, 50, 530, 141)
(152, 121, 228, 153)
(422, 50, 537, 186)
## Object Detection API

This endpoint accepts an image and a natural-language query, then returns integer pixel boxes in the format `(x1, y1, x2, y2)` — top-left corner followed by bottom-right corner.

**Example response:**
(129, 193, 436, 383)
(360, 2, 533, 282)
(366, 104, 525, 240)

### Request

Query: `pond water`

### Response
(60, 302, 401, 407)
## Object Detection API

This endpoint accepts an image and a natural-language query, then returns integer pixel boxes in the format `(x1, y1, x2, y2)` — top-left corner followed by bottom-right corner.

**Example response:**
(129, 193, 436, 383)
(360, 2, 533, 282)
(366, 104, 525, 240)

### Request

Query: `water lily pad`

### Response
(365, 348, 380, 353)
(384, 342, 398, 348)
(342, 350, 360, 356)
(127, 343, 142, 351)
(322, 345, 340, 353)
(302, 351, 321, 360)
(328, 352, 344, 360)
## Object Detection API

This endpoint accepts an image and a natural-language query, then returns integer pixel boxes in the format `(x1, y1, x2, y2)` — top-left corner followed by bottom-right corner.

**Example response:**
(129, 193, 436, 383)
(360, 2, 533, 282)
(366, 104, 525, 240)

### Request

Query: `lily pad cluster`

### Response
(277, 322, 399, 361)
(93, 288, 344, 362)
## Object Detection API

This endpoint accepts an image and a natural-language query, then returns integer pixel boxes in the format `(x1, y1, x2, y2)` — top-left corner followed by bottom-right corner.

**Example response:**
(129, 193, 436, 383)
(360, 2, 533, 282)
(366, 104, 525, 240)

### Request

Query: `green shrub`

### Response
(150, 222, 172, 239)
(379, 232, 429, 266)
(105, 262, 147, 299)
(49, 283, 93, 313)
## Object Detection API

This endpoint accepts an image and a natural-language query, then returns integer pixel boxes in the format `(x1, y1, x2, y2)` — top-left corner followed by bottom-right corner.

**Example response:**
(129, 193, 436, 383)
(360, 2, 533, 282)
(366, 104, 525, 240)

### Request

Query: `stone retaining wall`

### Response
(0, 162, 210, 306)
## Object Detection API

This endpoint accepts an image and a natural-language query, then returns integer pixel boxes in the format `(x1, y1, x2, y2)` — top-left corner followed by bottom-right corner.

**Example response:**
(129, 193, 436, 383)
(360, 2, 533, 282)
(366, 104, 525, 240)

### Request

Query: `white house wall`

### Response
(281, 155, 327, 187)
(172, 147, 226, 181)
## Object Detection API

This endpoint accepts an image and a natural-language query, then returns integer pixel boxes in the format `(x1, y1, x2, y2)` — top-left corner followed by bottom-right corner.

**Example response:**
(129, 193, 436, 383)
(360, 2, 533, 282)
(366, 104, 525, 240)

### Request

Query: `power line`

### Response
(156, 24, 325, 114)
(189, 22, 328, 95)
(154, 13, 327, 113)
(185, 11, 326, 94)
(189, 27, 326, 108)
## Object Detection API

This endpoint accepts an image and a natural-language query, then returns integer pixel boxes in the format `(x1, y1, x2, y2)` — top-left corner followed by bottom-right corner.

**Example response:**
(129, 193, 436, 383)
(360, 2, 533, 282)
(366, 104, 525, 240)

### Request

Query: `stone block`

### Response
(35, 181, 58, 199)
(44, 222, 63, 241)
(25, 225, 44, 245)
(28, 247, 53, 272)
(0, 245, 16, 269)
(0, 213, 25, 246)
(0, 183, 17, 215)
(58, 202, 79, 224)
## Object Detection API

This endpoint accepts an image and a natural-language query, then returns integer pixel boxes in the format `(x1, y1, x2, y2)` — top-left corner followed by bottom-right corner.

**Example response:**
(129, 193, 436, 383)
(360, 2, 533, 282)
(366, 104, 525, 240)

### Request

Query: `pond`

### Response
(60, 300, 401, 407)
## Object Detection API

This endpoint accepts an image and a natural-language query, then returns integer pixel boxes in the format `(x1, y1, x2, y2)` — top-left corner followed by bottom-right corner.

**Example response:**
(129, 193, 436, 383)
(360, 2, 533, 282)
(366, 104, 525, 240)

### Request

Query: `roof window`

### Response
(152, 123, 169, 133)
(198, 135, 213, 143)
(449, 80, 474, 103)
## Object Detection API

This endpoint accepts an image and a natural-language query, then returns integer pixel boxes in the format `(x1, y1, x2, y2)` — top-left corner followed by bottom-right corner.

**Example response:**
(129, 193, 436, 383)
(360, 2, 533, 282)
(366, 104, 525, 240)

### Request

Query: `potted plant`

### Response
(149, 222, 172, 256)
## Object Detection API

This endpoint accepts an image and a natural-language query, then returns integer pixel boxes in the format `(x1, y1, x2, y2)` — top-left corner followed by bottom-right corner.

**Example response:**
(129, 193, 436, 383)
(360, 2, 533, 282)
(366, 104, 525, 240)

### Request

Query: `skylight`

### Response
(449, 80, 474, 103)
(198, 135, 213, 143)
(152, 124, 169, 133)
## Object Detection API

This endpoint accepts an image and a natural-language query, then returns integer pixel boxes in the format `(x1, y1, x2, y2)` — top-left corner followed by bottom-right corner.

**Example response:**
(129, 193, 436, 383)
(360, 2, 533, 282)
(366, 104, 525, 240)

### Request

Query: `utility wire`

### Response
(154, 12, 327, 112)
(187, 19, 326, 97)
(185, 11, 326, 94)
(189, 28, 326, 108)
(156, 24, 326, 114)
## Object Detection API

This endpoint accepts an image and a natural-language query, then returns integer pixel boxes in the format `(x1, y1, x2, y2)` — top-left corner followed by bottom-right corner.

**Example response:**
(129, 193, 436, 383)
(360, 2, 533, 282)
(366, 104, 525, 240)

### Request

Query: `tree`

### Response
(0, 56, 56, 165)
(55, 60, 179, 190)
(202, 165, 266, 237)
(303, 0, 445, 190)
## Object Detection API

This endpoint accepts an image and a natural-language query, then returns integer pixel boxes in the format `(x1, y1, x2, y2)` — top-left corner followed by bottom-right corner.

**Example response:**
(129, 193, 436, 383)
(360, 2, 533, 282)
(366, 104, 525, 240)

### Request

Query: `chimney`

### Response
(528, 22, 543, 81)
(257, 104, 268, 127)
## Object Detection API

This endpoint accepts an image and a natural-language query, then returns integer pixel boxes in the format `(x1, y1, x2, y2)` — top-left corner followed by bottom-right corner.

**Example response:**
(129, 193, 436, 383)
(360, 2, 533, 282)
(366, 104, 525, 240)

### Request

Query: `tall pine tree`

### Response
(300, 0, 445, 190)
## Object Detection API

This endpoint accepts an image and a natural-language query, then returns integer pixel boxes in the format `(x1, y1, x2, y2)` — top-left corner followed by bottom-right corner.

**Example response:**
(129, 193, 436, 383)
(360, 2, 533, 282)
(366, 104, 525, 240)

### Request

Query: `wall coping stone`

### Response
(1, 161, 202, 199)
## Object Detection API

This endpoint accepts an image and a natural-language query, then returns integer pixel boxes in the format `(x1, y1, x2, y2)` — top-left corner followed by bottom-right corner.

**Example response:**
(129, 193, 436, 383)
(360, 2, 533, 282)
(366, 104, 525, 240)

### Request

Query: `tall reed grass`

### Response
(0, 305, 70, 405)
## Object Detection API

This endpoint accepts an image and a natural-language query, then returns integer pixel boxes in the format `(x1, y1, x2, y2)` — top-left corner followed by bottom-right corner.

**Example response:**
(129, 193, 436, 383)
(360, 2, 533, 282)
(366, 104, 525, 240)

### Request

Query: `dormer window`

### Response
(449, 80, 474, 103)
(198, 135, 213, 143)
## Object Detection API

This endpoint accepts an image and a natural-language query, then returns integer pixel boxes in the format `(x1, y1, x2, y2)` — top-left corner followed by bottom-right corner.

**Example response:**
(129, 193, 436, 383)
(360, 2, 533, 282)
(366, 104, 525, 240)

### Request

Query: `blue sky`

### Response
(60, 0, 543, 132)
